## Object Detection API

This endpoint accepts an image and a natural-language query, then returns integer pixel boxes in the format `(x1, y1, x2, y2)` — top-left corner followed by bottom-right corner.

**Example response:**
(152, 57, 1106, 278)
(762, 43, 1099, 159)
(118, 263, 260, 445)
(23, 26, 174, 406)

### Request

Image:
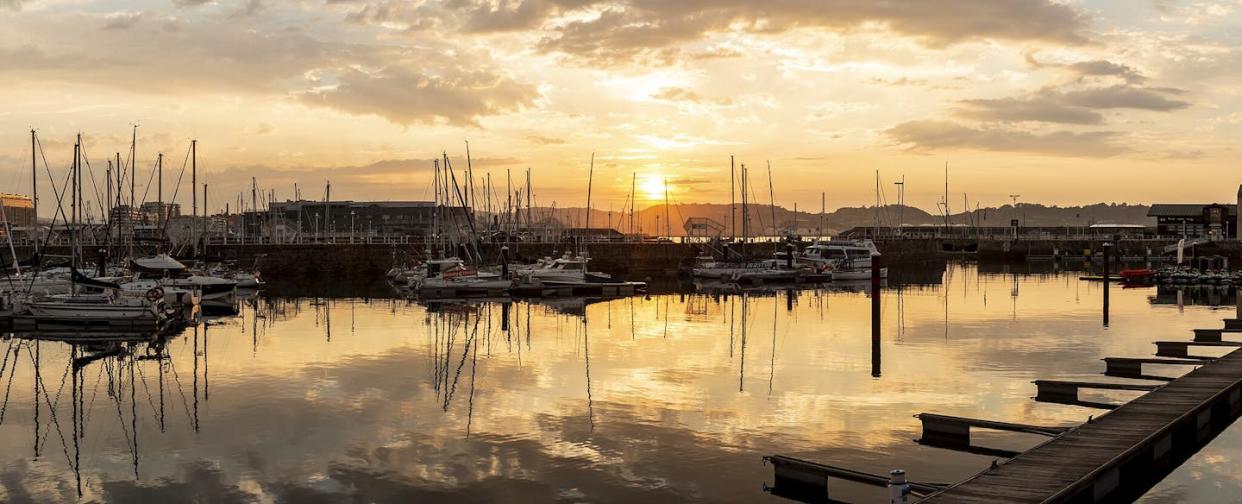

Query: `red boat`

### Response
(1118, 268, 1156, 283)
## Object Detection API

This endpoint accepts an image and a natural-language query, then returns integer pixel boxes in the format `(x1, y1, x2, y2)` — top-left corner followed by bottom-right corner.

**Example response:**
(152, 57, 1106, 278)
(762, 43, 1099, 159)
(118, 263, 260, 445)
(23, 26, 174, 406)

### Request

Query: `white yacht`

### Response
(517, 253, 614, 285)
(412, 257, 511, 298)
(799, 239, 888, 280)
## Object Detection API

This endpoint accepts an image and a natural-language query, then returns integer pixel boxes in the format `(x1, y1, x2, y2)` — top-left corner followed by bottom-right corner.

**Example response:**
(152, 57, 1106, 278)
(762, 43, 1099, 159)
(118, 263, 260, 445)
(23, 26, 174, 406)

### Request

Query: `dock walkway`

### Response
(918, 345, 1242, 503)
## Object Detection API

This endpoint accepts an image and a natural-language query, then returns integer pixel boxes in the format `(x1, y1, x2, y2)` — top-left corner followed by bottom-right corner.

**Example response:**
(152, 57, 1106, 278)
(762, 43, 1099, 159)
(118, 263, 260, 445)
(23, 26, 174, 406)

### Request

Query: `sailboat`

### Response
(18, 134, 169, 328)
(409, 256, 512, 298)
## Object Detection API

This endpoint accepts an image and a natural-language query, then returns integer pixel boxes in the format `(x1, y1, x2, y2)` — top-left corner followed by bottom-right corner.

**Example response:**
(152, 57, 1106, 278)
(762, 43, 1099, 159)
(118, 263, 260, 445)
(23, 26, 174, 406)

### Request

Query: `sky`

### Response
(1, 0, 1240, 218)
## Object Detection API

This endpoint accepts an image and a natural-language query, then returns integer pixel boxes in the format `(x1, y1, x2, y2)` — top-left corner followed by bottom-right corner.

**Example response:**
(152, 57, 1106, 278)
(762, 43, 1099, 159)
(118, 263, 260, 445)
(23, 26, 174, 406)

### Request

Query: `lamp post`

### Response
(350, 210, 356, 244)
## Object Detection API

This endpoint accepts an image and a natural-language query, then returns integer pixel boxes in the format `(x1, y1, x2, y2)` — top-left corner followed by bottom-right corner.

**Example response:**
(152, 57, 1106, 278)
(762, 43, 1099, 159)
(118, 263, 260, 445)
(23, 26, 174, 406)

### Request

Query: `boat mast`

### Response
(130, 125, 136, 223)
(767, 161, 776, 244)
(30, 129, 38, 257)
(157, 152, 163, 238)
(630, 172, 636, 238)
(584, 153, 594, 247)
(663, 177, 670, 239)
(525, 168, 532, 233)
(191, 139, 197, 256)
(106, 161, 112, 256)
(72, 134, 79, 288)
(730, 156, 736, 242)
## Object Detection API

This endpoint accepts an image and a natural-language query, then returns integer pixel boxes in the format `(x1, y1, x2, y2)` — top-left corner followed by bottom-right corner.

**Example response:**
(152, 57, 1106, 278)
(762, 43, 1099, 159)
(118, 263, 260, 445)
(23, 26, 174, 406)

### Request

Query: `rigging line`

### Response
(83, 360, 107, 434)
(38, 354, 73, 451)
(130, 356, 138, 478)
(75, 142, 108, 220)
(0, 339, 12, 392)
(36, 139, 75, 233)
(0, 345, 19, 424)
(137, 155, 159, 207)
(26, 348, 75, 470)
(106, 358, 135, 460)
(133, 359, 162, 425)
(444, 318, 477, 411)
(165, 351, 194, 425)
(158, 143, 193, 239)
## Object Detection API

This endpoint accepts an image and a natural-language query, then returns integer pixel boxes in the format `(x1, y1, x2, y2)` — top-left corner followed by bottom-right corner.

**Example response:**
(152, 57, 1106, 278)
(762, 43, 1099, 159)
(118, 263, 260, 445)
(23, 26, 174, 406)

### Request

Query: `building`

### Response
(244, 200, 462, 239)
(1147, 204, 1238, 240)
(139, 202, 181, 224)
(683, 217, 725, 238)
(0, 193, 35, 233)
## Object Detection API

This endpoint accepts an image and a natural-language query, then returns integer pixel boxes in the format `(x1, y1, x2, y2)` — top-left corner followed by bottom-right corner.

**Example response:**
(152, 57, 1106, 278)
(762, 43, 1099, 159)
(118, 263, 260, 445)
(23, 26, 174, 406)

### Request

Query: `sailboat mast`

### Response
(191, 139, 197, 254)
(72, 135, 79, 271)
(157, 153, 163, 232)
(663, 178, 670, 239)
(730, 156, 736, 241)
(106, 161, 112, 252)
(585, 153, 594, 233)
(30, 129, 38, 256)
(130, 125, 136, 216)
(630, 172, 636, 238)
(767, 161, 775, 245)
(525, 168, 532, 232)
(943, 161, 950, 230)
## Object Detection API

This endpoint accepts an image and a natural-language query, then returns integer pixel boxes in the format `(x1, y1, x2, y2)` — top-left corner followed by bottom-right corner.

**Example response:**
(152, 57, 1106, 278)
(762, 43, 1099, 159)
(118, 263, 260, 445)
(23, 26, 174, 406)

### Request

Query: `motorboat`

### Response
(26, 296, 164, 321)
(799, 239, 881, 271)
(517, 253, 614, 285)
(412, 257, 512, 298)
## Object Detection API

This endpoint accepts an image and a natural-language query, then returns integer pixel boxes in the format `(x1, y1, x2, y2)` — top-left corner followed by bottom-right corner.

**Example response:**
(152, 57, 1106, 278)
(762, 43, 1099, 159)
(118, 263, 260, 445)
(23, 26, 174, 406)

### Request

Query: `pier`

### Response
(917, 329, 1242, 503)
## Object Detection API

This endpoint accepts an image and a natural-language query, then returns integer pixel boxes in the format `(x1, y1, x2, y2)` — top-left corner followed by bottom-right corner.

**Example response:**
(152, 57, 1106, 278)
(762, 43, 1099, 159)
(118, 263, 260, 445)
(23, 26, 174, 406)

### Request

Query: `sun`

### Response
(640, 175, 667, 202)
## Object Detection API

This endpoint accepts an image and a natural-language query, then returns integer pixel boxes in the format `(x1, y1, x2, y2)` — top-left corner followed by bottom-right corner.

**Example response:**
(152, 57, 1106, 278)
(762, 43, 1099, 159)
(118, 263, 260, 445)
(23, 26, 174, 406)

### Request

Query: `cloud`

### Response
(0, 12, 538, 126)
(955, 97, 1105, 125)
(102, 11, 144, 30)
(885, 120, 1128, 157)
(300, 66, 538, 127)
(532, 0, 1090, 66)
(950, 60, 1189, 125)
(526, 135, 566, 145)
(1065, 60, 1147, 84)
(173, 0, 214, 7)
(1059, 85, 1190, 111)
(0, 0, 24, 10)
(651, 87, 704, 103)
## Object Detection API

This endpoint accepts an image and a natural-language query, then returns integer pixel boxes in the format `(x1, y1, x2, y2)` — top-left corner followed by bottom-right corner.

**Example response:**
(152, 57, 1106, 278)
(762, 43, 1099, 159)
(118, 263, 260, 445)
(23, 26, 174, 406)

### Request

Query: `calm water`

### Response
(1, 263, 1241, 503)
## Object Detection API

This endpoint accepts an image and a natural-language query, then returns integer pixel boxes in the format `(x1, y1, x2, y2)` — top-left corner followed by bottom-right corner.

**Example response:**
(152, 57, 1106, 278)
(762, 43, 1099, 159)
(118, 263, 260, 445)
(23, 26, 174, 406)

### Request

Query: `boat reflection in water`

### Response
(0, 324, 208, 500)
(1, 266, 1241, 503)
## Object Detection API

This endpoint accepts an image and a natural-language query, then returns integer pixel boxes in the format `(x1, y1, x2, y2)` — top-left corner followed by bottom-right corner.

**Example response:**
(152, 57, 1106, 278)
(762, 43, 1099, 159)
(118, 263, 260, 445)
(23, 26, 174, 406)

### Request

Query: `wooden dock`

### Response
(918, 343, 1242, 503)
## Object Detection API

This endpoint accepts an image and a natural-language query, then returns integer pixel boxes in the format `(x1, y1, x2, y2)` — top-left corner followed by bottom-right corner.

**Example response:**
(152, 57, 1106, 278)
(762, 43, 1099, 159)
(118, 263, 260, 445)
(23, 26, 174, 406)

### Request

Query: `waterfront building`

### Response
(683, 217, 725, 238)
(139, 202, 181, 224)
(1147, 203, 1238, 240)
(242, 200, 467, 240)
(0, 193, 35, 234)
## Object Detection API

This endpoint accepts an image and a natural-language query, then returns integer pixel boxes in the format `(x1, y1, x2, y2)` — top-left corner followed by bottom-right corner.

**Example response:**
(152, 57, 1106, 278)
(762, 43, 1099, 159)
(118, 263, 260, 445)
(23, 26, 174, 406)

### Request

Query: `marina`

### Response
(4, 0, 1242, 499)
(0, 263, 1241, 502)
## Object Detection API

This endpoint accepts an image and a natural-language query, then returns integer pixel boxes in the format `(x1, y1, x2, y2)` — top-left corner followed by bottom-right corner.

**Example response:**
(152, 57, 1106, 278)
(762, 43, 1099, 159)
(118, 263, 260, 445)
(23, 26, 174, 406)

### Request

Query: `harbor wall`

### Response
(9, 237, 1237, 281)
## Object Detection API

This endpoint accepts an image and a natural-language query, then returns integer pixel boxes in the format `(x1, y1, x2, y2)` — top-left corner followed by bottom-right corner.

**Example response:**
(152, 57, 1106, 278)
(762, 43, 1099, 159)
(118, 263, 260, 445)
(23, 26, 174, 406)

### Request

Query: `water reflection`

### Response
(0, 265, 1239, 503)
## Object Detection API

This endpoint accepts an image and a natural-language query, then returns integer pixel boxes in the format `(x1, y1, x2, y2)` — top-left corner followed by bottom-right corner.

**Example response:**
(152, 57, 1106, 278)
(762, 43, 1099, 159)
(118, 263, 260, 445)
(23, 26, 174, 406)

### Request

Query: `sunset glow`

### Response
(1, 0, 1240, 214)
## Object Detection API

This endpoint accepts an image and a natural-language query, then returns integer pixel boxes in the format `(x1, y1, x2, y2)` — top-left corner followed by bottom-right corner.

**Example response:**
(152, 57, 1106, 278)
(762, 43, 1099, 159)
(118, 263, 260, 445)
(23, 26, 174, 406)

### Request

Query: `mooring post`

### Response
(1103, 242, 1111, 327)
(889, 469, 909, 504)
(785, 242, 794, 269)
(872, 255, 882, 378)
(501, 245, 510, 279)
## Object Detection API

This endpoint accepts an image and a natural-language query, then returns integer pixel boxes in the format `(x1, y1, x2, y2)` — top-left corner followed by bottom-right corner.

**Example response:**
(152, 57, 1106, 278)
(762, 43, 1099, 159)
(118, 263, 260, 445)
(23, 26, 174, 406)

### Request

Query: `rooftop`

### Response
(1146, 203, 1238, 218)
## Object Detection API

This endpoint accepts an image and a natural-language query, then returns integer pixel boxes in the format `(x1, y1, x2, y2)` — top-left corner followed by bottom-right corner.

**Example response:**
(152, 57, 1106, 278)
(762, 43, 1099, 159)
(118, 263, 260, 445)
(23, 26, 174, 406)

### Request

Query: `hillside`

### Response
(522, 203, 1155, 235)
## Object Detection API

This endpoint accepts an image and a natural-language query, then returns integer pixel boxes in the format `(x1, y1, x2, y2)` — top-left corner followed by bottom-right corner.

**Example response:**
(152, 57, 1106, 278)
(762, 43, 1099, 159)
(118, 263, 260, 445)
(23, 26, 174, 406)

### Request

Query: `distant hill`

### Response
(521, 203, 1155, 235)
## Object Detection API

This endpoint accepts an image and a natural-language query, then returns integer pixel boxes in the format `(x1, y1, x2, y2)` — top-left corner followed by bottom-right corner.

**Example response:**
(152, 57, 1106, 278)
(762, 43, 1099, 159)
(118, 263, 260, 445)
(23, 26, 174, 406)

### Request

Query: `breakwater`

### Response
(10, 236, 1235, 280)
